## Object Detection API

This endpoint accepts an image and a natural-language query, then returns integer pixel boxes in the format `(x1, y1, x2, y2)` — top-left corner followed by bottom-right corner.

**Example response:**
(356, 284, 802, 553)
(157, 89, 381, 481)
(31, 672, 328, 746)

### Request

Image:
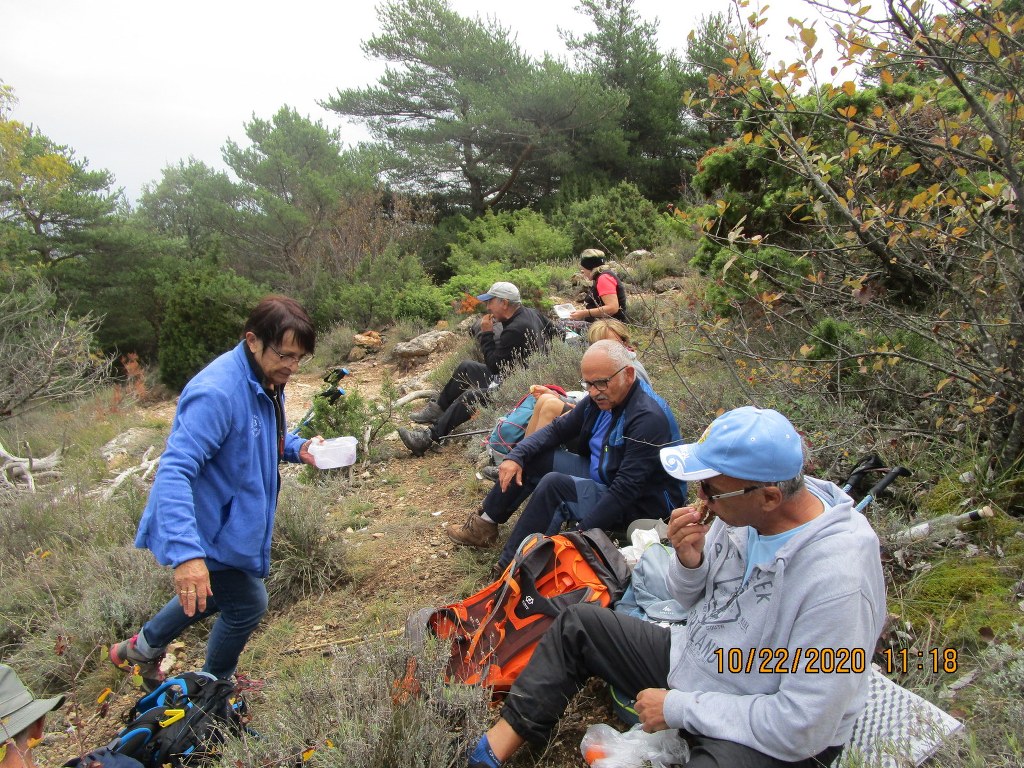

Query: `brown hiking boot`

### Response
(447, 513, 499, 548)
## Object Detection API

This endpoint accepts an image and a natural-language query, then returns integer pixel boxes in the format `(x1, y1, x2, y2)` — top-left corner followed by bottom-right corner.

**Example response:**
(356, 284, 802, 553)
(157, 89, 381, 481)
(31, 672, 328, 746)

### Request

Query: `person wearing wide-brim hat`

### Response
(567, 249, 628, 323)
(0, 664, 64, 768)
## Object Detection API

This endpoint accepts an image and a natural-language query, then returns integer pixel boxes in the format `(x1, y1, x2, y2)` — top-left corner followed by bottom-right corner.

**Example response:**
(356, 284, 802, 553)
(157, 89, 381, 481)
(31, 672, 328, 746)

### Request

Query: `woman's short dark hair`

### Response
(243, 295, 316, 354)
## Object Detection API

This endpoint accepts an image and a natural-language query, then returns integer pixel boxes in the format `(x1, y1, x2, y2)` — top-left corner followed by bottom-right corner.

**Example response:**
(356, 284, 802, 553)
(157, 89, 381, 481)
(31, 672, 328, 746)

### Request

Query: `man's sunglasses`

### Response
(699, 480, 769, 503)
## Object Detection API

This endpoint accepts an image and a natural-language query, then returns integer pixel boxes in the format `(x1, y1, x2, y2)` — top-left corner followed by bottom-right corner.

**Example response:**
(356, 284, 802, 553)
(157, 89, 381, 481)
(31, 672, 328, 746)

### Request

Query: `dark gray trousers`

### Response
(501, 603, 841, 768)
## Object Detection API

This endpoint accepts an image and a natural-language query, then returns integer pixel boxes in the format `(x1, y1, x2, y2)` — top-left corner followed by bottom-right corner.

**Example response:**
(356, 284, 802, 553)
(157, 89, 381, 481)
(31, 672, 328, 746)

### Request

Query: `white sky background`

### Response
(1, 0, 835, 204)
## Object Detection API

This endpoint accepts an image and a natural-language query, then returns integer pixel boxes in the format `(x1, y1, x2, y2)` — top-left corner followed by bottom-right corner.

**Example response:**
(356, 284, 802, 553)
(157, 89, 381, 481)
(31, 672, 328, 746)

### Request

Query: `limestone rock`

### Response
(393, 330, 457, 359)
(352, 330, 383, 350)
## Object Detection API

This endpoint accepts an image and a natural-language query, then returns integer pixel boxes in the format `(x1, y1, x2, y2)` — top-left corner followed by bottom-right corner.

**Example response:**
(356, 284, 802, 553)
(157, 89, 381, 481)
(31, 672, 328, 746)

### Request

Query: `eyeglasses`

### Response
(699, 479, 768, 503)
(266, 342, 310, 366)
(580, 365, 627, 392)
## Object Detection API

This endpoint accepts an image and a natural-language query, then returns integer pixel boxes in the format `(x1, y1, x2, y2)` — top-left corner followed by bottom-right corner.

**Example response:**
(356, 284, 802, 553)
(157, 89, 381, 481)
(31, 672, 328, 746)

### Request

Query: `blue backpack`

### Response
(485, 385, 569, 455)
(71, 672, 248, 768)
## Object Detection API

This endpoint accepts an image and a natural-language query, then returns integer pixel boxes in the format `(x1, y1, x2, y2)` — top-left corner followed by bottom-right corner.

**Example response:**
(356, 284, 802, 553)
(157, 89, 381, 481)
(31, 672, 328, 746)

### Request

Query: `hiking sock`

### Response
(134, 628, 164, 659)
(480, 512, 497, 524)
(467, 734, 503, 768)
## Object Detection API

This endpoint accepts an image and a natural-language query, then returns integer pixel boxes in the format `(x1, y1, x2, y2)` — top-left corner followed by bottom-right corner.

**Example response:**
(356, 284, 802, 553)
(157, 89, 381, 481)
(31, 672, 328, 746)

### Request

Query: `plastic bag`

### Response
(580, 723, 690, 767)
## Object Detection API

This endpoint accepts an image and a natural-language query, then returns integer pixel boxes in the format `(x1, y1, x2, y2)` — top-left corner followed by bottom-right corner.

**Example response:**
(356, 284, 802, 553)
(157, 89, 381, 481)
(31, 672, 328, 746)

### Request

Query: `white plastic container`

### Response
(308, 436, 358, 469)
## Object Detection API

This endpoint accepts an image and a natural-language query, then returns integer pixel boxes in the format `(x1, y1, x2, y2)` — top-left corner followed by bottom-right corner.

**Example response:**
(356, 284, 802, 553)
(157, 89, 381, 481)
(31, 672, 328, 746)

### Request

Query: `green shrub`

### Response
(554, 182, 662, 254)
(318, 247, 448, 329)
(692, 244, 812, 316)
(0, 488, 169, 692)
(296, 386, 371, 442)
(219, 639, 491, 768)
(628, 245, 695, 289)
(446, 209, 573, 271)
(442, 264, 573, 311)
(267, 483, 349, 607)
(155, 260, 265, 391)
(313, 323, 357, 367)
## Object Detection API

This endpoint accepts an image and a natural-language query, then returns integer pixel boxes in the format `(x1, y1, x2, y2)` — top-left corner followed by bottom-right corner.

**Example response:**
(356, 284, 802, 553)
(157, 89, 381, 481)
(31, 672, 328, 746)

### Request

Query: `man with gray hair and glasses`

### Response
(464, 406, 886, 768)
(448, 339, 686, 574)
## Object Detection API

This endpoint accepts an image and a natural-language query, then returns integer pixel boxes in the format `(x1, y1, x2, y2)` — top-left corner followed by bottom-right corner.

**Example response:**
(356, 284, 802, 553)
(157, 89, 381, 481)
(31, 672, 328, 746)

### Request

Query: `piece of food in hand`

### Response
(693, 497, 716, 525)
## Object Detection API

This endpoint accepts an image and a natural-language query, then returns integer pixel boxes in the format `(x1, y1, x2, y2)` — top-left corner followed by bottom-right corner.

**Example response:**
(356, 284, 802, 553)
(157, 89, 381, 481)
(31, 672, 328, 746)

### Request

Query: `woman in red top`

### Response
(568, 250, 628, 323)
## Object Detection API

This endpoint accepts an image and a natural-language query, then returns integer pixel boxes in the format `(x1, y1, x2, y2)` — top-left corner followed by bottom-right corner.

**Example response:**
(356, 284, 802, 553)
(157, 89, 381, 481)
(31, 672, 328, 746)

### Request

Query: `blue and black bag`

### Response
(485, 385, 570, 455)
(71, 672, 248, 768)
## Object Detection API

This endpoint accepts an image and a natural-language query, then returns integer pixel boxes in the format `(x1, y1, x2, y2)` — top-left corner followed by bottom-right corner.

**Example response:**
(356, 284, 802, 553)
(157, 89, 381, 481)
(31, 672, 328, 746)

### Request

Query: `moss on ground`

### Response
(898, 556, 1023, 646)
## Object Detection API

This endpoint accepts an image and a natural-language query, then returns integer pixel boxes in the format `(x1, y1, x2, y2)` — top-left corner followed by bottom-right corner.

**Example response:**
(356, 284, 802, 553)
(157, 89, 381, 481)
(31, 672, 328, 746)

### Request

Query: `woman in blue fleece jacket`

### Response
(110, 296, 318, 690)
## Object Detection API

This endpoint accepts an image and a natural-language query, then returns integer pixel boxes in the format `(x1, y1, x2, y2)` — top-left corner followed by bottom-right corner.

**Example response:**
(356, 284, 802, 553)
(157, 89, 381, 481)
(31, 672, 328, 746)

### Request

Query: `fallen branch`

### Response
(281, 628, 403, 655)
(394, 390, 438, 407)
(100, 446, 160, 501)
(0, 437, 63, 491)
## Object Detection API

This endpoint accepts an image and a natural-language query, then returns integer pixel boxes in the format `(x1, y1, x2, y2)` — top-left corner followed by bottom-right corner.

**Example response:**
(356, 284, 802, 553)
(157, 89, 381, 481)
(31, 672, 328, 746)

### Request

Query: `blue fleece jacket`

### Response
(135, 342, 306, 578)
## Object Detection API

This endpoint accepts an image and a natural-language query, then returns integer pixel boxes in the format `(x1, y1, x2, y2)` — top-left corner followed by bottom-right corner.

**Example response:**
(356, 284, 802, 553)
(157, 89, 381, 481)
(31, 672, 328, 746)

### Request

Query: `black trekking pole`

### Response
(855, 465, 912, 513)
(435, 427, 492, 442)
(841, 453, 887, 494)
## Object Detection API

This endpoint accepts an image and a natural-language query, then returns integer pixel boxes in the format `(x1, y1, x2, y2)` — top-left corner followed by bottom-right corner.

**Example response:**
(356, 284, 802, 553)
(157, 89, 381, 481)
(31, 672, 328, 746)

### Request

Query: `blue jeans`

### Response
(139, 568, 268, 679)
(493, 450, 609, 568)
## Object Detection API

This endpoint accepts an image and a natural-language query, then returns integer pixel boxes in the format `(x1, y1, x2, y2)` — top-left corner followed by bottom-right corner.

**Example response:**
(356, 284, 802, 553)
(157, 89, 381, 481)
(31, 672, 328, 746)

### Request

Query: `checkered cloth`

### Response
(839, 666, 963, 767)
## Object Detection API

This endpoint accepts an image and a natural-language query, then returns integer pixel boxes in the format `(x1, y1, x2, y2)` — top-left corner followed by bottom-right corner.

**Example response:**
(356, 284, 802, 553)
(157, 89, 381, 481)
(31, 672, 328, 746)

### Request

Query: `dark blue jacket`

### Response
(508, 379, 687, 526)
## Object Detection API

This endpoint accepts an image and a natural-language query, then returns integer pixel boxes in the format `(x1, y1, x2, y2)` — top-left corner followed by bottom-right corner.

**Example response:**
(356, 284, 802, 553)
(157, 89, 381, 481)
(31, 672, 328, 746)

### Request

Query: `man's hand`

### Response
(635, 688, 670, 732)
(299, 436, 323, 466)
(174, 558, 212, 616)
(498, 459, 523, 492)
(479, 313, 494, 333)
(667, 506, 710, 569)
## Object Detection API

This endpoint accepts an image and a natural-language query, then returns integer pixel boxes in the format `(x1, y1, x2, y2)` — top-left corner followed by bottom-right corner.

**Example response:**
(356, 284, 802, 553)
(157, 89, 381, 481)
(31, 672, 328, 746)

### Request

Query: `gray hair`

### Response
(584, 339, 633, 369)
(768, 435, 808, 498)
(773, 474, 806, 498)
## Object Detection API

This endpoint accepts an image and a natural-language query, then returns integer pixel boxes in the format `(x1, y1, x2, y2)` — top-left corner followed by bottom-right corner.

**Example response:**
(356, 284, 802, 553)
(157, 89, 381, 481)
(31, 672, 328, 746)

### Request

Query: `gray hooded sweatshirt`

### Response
(663, 478, 886, 761)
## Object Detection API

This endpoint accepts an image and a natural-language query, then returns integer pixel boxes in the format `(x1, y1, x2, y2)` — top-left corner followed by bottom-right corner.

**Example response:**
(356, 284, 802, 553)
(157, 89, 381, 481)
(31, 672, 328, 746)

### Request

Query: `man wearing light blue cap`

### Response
(465, 406, 885, 768)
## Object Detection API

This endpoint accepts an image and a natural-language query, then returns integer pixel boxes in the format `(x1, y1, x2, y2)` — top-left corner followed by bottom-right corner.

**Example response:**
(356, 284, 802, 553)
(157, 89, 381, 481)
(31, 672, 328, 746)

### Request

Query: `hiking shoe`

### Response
(447, 513, 499, 548)
(399, 427, 435, 457)
(409, 400, 444, 424)
(109, 635, 166, 692)
(478, 465, 500, 482)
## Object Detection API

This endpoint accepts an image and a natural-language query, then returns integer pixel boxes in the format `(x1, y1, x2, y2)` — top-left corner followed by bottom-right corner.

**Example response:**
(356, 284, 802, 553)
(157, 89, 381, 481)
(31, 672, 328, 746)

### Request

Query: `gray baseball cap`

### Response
(0, 665, 64, 741)
(476, 282, 521, 302)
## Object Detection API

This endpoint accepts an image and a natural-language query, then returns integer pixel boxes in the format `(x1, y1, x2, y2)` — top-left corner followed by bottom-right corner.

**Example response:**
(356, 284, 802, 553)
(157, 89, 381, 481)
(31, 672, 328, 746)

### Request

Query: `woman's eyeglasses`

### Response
(266, 342, 310, 366)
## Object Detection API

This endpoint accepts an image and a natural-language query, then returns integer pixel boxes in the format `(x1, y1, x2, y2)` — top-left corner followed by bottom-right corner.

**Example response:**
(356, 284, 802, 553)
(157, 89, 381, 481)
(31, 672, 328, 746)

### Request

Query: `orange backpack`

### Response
(424, 529, 629, 695)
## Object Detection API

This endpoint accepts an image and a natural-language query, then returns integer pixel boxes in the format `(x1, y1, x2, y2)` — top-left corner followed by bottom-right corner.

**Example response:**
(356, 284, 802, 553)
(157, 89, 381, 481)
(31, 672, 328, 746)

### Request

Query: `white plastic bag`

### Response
(580, 723, 690, 767)
(618, 525, 665, 568)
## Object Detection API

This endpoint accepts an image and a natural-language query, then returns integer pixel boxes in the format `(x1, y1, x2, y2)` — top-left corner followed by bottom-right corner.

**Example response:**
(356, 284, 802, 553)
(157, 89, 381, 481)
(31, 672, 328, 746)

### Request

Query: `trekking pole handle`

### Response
(855, 466, 912, 512)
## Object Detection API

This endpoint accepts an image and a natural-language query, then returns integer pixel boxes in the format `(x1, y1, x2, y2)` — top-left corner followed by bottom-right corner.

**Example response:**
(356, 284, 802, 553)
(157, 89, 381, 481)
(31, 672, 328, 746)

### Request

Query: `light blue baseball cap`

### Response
(660, 406, 803, 482)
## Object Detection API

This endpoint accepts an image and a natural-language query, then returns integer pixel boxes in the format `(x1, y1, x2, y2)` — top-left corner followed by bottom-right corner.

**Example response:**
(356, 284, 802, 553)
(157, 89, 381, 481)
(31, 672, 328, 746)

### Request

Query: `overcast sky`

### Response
(2, 0, 829, 203)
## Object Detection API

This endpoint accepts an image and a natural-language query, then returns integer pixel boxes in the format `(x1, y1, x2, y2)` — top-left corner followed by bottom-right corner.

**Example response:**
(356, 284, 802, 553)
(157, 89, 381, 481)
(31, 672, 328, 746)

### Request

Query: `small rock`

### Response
(372, 532, 385, 539)
(346, 346, 367, 362)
